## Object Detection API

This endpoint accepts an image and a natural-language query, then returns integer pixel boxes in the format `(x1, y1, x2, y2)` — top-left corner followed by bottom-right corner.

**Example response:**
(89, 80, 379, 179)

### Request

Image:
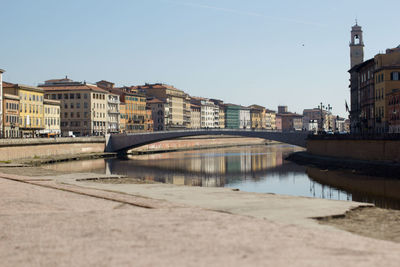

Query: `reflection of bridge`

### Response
(105, 129, 309, 153)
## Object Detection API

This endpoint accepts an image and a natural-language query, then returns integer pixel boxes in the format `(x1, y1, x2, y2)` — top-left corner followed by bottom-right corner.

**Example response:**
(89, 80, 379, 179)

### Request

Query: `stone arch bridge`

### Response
(105, 129, 309, 153)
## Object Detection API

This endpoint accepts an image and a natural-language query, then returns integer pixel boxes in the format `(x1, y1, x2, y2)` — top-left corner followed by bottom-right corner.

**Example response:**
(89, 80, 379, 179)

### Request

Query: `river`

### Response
(45, 143, 400, 209)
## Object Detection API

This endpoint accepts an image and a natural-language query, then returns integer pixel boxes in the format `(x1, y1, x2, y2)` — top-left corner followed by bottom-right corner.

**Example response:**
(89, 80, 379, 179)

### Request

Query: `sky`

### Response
(1, 0, 399, 117)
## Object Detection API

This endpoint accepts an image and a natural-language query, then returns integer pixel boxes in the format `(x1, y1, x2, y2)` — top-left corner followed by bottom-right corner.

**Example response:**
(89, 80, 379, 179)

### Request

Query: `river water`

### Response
(47, 144, 400, 209)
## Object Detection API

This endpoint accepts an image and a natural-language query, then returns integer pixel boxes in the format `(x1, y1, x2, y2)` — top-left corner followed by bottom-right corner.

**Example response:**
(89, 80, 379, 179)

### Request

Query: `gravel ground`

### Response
(318, 206, 400, 243)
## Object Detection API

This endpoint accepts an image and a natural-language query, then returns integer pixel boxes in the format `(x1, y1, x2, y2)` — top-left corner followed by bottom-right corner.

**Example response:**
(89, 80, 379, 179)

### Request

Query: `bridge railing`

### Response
(117, 128, 289, 136)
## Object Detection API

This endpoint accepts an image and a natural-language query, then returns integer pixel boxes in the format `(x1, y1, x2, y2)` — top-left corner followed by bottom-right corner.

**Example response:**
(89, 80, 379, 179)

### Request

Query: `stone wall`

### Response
(307, 138, 400, 162)
(0, 137, 105, 161)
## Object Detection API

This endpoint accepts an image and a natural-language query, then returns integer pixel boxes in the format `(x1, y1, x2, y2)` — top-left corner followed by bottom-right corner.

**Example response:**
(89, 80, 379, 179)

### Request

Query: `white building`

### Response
(107, 93, 120, 134)
(239, 106, 251, 129)
(0, 69, 4, 138)
(201, 99, 219, 128)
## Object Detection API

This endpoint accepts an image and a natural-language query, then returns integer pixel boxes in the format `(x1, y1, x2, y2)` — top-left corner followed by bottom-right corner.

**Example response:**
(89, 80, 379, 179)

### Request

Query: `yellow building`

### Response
(249, 105, 266, 129)
(374, 48, 400, 133)
(119, 102, 126, 133)
(4, 83, 45, 137)
(265, 109, 277, 130)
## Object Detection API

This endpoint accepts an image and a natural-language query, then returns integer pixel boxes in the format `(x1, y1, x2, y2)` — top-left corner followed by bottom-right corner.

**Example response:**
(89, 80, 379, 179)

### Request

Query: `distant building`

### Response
(138, 83, 191, 130)
(0, 69, 4, 137)
(3, 93, 20, 138)
(107, 93, 120, 134)
(265, 109, 276, 130)
(4, 82, 45, 137)
(239, 106, 251, 129)
(275, 115, 282, 131)
(147, 98, 165, 131)
(278, 106, 288, 114)
(248, 105, 266, 129)
(42, 99, 61, 137)
(279, 113, 303, 132)
(40, 78, 108, 136)
(303, 108, 329, 131)
(210, 99, 225, 128)
(225, 104, 240, 129)
(119, 102, 126, 133)
(190, 104, 201, 129)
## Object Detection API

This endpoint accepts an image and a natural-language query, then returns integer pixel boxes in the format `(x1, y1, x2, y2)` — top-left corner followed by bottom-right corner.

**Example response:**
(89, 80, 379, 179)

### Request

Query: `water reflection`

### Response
(46, 144, 400, 209)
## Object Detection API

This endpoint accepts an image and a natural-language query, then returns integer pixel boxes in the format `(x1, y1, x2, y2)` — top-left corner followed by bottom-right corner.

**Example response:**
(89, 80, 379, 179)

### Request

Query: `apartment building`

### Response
(138, 83, 191, 130)
(248, 105, 266, 129)
(239, 106, 251, 129)
(40, 78, 108, 136)
(265, 109, 276, 130)
(0, 69, 4, 137)
(190, 104, 201, 129)
(107, 93, 120, 134)
(3, 93, 20, 138)
(147, 98, 165, 131)
(42, 99, 61, 136)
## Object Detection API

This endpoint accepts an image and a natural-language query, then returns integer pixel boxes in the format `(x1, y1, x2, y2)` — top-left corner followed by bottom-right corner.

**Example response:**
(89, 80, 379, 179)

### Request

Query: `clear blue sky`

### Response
(1, 0, 399, 117)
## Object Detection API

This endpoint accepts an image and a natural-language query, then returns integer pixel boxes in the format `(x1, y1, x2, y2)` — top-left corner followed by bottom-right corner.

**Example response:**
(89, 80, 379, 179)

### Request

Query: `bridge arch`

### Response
(105, 129, 309, 153)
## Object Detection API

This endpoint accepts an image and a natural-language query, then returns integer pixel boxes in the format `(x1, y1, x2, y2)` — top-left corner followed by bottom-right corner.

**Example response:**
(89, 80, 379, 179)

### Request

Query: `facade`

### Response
(145, 108, 154, 132)
(279, 113, 303, 132)
(42, 99, 61, 136)
(0, 69, 4, 138)
(249, 105, 266, 129)
(225, 104, 240, 129)
(303, 108, 330, 132)
(119, 102, 126, 133)
(138, 83, 190, 130)
(278, 106, 288, 114)
(210, 99, 225, 129)
(147, 98, 165, 131)
(40, 78, 108, 136)
(190, 104, 201, 129)
(107, 93, 120, 134)
(4, 83, 45, 137)
(374, 49, 400, 133)
(275, 115, 282, 131)
(3, 93, 20, 138)
(200, 99, 219, 128)
(239, 106, 251, 129)
(265, 109, 276, 130)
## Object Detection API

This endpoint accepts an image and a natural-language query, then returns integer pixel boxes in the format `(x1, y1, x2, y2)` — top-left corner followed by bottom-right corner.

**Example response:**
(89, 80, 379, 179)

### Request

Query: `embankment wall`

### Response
(0, 137, 105, 161)
(307, 137, 400, 162)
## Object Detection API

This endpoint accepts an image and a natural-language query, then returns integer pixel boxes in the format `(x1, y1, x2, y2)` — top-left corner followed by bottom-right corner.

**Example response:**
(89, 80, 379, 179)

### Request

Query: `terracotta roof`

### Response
(40, 84, 108, 93)
(191, 103, 201, 108)
(2, 81, 15, 88)
(146, 98, 164, 104)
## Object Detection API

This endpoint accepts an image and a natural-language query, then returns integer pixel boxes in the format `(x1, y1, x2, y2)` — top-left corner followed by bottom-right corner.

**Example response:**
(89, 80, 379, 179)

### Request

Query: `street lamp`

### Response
(317, 103, 332, 133)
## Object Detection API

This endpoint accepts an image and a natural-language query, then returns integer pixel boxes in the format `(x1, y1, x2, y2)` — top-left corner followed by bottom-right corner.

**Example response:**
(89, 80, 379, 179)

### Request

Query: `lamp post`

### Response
(317, 103, 333, 133)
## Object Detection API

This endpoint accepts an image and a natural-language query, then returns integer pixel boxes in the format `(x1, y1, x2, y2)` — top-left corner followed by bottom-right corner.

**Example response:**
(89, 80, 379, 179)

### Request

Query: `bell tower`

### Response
(350, 21, 364, 68)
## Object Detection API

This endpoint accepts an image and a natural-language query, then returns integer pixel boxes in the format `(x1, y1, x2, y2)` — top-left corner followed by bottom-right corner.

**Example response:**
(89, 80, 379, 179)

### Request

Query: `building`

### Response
(248, 105, 266, 129)
(145, 107, 153, 132)
(0, 69, 4, 137)
(303, 108, 330, 132)
(275, 115, 282, 131)
(3, 92, 20, 138)
(42, 99, 61, 137)
(40, 78, 108, 136)
(278, 106, 288, 114)
(147, 98, 165, 131)
(225, 104, 240, 129)
(4, 83, 45, 137)
(374, 48, 400, 133)
(200, 99, 219, 128)
(119, 102, 126, 133)
(265, 109, 276, 130)
(189, 104, 201, 129)
(349, 22, 365, 133)
(138, 83, 191, 130)
(210, 99, 225, 129)
(239, 106, 251, 129)
(107, 93, 120, 134)
(279, 113, 303, 132)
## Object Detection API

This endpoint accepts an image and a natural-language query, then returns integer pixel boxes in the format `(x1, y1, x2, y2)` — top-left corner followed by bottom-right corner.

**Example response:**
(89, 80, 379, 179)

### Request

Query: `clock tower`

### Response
(350, 22, 364, 68)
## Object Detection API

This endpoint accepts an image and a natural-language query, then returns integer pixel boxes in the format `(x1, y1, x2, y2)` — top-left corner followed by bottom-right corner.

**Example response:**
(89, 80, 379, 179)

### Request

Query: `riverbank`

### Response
(1, 167, 400, 266)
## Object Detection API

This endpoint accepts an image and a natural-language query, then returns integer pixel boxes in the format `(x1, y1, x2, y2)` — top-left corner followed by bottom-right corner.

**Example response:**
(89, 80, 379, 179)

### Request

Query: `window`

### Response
(58, 94, 62, 99)
(84, 102, 88, 108)
(70, 103, 74, 108)
(70, 93, 74, 99)
(51, 94, 56, 100)
(84, 93, 88, 99)
(71, 112, 74, 118)
(391, 72, 400, 81)
(77, 93, 81, 99)
(64, 94, 68, 99)
(77, 103, 80, 108)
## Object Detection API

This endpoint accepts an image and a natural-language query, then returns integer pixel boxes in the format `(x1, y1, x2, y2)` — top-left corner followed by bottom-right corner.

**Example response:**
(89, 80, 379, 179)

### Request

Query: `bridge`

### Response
(105, 129, 309, 153)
